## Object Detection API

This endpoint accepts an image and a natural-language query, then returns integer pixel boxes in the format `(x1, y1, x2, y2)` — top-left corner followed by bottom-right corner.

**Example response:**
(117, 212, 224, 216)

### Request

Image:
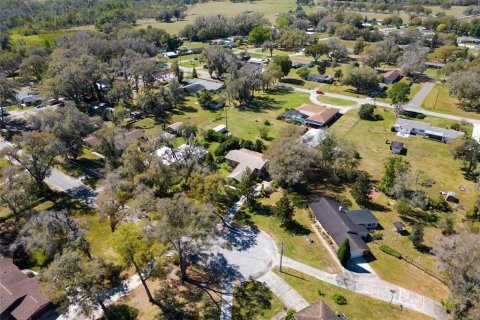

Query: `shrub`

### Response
(358, 104, 376, 120)
(332, 293, 347, 305)
(427, 196, 451, 212)
(379, 244, 402, 259)
(284, 309, 296, 320)
(103, 304, 139, 320)
(337, 239, 351, 266)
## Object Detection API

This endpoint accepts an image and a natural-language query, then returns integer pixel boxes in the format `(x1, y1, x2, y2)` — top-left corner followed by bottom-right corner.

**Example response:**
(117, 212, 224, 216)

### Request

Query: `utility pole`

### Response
(279, 242, 284, 272)
(224, 105, 228, 132)
(389, 289, 396, 306)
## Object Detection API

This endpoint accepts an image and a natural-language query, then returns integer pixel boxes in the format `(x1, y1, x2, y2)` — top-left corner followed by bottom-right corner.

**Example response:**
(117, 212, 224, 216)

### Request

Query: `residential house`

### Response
(296, 104, 340, 128)
(425, 62, 445, 69)
(390, 141, 404, 154)
(382, 69, 401, 84)
(15, 90, 43, 106)
(247, 58, 269, 66)
(393, 118, 464, 142)
(292, 60, 314, 69)
(457, 36, 480, 48)
(125, 129, 147, 144)
(163, 51, 178, 58)
(155, 144, 207, 165)
(306, 74, 333, 84)
(294, 301, 338, 320)
(299, 128, 327, 148)
(0, 257, 51, 320)
(225, 148, 267, 181)
(347, 209, 379, 229)
(83, 135, 100, 148)
(165, 122, 184, 134)
(309, 197, 371, 258)
(181, 78, 224, 95)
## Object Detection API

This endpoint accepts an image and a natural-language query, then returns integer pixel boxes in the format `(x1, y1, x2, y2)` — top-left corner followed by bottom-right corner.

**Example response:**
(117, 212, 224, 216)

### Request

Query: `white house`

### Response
(393, 118, 464, 142)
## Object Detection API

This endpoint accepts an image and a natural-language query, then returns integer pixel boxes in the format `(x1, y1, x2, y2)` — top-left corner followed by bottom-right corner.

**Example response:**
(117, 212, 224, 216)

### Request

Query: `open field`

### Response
(330, 107, 475, 205)
(135, 0, 297, 34)
(235, 191, 340, 273)
(422, 83, 480, 120)
(275, 267, 432, 320)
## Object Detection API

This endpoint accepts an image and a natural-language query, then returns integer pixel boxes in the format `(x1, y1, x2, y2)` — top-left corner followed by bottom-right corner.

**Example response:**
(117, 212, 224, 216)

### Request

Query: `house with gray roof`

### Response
(393, 118, 464, 142)
(181, 78, 224, 95)
(300, 128, 327, 148)
(347, 209, 379, 229)
(309, 197, 371, 259)
(225, 148, 267, 182)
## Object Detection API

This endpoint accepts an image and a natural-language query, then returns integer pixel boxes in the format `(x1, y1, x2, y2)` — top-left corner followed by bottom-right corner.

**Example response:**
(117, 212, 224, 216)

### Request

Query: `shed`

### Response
(445, 191, 458, 203)
(165, 122, 184, 134)
(393, 221, 406, 233)
(382, 70, 401, 84)
(213, 124, 227, 133)
(390, 141, 404, 154)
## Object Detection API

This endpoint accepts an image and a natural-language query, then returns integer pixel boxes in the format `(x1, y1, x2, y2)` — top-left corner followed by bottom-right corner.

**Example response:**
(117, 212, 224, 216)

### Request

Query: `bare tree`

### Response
(436, 233, 480, 319)
(0, 76, 18, 127)
(97, 171, 130, 232)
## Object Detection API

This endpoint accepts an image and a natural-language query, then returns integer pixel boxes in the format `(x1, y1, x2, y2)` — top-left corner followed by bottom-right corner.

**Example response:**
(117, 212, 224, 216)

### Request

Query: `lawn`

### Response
(180, 60, 202, 68)
(234, 191, 340, 273)
(422, 83, 480, 120)
(168, 90, 311, 141)
(275, 267, 432, 320)
(232, 283, 285, 320)
(316, 95, 356, 107)
(330, 108, 475, 204)
(133, 0, 297, 34)
(9, 30, 65, 47)
(0, 157, 8, 170)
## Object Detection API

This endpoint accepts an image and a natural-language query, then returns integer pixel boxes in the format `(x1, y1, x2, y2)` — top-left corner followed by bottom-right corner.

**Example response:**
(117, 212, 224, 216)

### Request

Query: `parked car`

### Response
(316, 90, 325, 95)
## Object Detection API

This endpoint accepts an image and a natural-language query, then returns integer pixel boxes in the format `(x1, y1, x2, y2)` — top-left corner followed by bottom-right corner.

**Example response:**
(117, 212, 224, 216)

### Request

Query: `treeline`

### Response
(0, 0, 193, 31)
(319, 0, 479, 6)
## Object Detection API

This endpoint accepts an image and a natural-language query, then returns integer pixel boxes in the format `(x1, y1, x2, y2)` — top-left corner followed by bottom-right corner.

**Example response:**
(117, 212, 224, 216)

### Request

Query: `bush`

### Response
(379, 244, 402, 259)
(395, 199, 411, 216)
(284, 309, 296, 320)
(102, 304, 139, 320)
(337, 239, 351, 266)
(358, 104, 376, 120)
(427, 196, 451, 212)
(332, 293, 347, 305)
(296, 67, 310, 79)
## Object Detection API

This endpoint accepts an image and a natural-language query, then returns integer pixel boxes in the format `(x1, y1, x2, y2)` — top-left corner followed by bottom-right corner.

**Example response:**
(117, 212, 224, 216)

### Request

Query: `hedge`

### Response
(379, 244, 402, 259)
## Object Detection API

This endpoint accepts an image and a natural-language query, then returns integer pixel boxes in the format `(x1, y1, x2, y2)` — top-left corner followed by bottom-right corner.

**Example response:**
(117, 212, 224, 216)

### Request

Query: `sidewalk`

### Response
(258, 271, 309, 312)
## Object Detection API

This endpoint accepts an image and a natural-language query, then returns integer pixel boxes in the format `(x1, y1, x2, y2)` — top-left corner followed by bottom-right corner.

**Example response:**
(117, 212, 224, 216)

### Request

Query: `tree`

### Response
(342, 66, 380, 94)
(388, 82, 410, 111)
(272, 55, 292, 78)
(107, 79, 132, 106)
(198, 89, 214, 108)
(334, 69, 343, 82)
(449, 138, 480, 174)
(170, 61, 184, 82)
(201, 47, 237, 79)
(0, 51, 21, 78)
(0, 166, 34, 227)
(28, 106, 100, 160)
(440, 215, 455, 235)
(258, 124, 270, 140)
(14, 210, 91, 259)
(448, 66, 480, 110)
(357, 104, 376, 120)
(436, 233, 480, 319)
(410, 223, 424, 250)
(178, 122, 198, 139)
(113, 223, 167, 303)
(337, 238, 351, 266)
(296, 67, 310, 79)
(380, 157, 411, 195)
(97, 171, 130, 232)
(232, 281, 273, 319)
(351, 172, 371, 205)
(398, 44, 429, 77)
(327, 38, 347, 65)
(305, 43, 329, 63)
(237, 168, 256, 207)
(0, 76, 18, 127)
(93, 126, 126, 169)
(262, 40, 276, 57)
(466, 203, 480, 222)
(191, 67, 198, 78)
(262, 63, 283, 89)
(1, 132, 63, 192)
(274, 192, 294, 227)
(353, 37, 365, 55)
(154, 194, 217, 282)
(20, 55, 48, 80)
(266, 127, 319, 186)
(248, 26, 271, 46)
(42, 250, 112, 318)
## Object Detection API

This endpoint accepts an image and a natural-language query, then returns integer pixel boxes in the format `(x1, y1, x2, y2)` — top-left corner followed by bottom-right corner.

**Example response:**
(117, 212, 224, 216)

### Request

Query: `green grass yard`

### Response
(422, 84, 480, 120)
(234, 191, 340, 273)
(232, 283, 285, 320)
(275, 268, 432, 320)
(316, 95, 356, 106)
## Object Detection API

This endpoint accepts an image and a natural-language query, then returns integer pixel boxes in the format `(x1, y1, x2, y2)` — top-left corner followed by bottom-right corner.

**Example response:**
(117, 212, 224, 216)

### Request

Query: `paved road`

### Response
(406, 81, 435, 110)
(258, 271, 309, 311)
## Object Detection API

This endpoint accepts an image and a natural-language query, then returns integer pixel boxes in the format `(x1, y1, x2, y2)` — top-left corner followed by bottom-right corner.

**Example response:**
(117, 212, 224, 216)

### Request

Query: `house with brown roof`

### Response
(294, 300, 339, 320)
(225, 148, 267, 181)
(0, 257, 51, 320)
(165, 122, 184, 135)
(124, 129, 147, 144)
(296, 104, 340, 128)
(382, 69, 401, 84)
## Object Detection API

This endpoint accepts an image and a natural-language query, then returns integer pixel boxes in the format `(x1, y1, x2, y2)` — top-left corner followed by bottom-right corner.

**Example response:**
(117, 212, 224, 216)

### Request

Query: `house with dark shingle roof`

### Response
(0, 257, 51, 320)
(294, 300, 339, 320)
(309, 197, 371, 259)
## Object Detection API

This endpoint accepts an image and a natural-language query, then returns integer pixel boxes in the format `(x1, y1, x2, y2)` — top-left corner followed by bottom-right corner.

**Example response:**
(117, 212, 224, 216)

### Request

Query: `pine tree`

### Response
(274, 192, 294, 227)
(351, 172, 371, 205)
(410, 223, 425, 250)
(192, 67, 198, 78)
(337, 238, 351, 266)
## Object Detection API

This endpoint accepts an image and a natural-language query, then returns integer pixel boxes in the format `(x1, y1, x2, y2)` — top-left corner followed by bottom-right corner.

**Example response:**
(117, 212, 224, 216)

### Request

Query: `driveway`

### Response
(406, 81, 435, 110)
